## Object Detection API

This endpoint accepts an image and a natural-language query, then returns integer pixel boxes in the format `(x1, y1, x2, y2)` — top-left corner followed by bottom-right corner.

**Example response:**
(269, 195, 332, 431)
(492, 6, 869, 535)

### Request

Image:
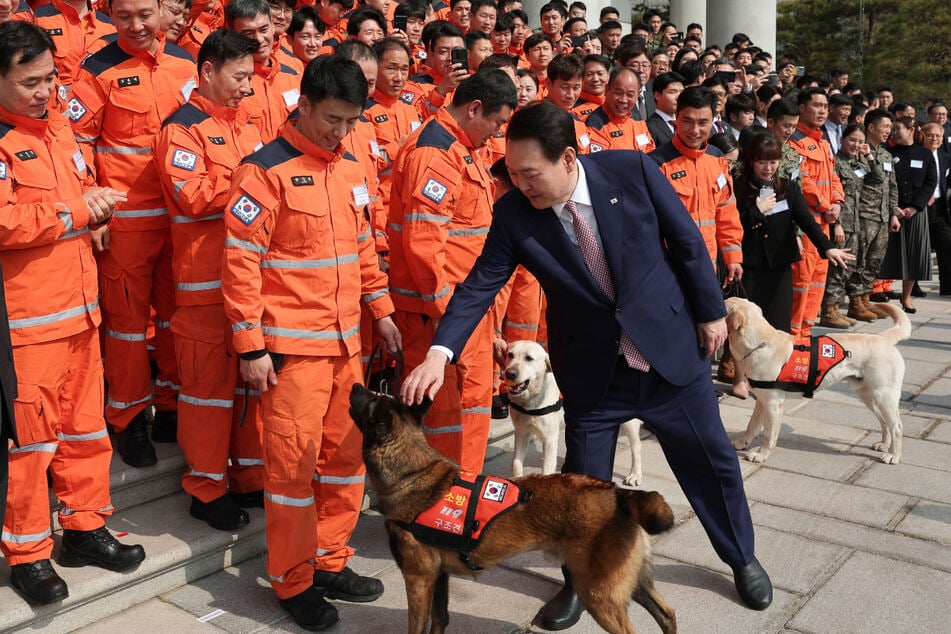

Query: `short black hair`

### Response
(465, 30, 491, 51)
(766, 97, 799, 121)
(864, 108, 893, 129)
(225, 0, 270, 27)
(395, 0, 427, 21)
(797, 87, 826, 106)
(507, 100, 578, 160)
(422, 20, 464, 51)
(493, 12, 513, 34)
(372, 37, 410, 61)
(564, 17, 586, 33)
(676, 85, 718, 116)
(300, 56, 368, 106)
(0, 21, 55, 77)
(334, 39, 378, 64)
(725, 93, 755, 118)
(599, 6, 619, 20)
(653, 71, 685, 95)
(480, 53, 517, 73)
(490, 156, 514, 189)
(456, 68, 518, 114)
(197, 29, 259, 71)
(614, 39, 649, 66)
(828, 92, 853, 108)
(582, 53, 611, 72)
(523, 32, 551, 56)
(347, 6, 386, 36)
(539, 2, 568, 19)
(678, 59, 705, 85)
(287, 6, 324, 37)
(597, 20, 622, 34)
(547, 53, 583, 81)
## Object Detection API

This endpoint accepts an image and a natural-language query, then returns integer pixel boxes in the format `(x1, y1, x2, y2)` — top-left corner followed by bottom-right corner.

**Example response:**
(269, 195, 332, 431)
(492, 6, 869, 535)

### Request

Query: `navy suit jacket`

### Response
(432, 151, 726, 413)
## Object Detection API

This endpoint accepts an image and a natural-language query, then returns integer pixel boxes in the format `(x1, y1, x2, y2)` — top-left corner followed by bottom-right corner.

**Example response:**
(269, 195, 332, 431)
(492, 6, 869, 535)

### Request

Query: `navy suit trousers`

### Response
(562, 357, 755, 568)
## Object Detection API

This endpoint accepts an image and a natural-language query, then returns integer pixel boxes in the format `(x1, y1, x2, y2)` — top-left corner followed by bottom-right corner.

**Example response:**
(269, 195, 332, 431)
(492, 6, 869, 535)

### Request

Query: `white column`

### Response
(668, 0, 706, 40)
(705, 0, 777, 58)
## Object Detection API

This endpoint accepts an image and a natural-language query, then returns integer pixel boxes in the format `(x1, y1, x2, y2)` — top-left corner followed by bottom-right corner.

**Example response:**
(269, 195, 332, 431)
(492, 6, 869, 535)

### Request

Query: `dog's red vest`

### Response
(396, 474, 525, 569)
(748, 335, 850, 398)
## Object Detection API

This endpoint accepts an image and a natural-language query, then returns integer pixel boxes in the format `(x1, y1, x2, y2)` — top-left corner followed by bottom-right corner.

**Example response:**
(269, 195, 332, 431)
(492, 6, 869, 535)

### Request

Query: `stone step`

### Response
(1, 492, 266, 634)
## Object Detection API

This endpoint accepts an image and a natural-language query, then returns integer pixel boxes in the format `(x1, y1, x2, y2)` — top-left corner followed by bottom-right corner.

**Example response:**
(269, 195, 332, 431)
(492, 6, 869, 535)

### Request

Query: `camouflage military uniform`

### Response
(778, 141, 802, 184)
(825, 152, 877, 301)
(853, 144, 898, 294)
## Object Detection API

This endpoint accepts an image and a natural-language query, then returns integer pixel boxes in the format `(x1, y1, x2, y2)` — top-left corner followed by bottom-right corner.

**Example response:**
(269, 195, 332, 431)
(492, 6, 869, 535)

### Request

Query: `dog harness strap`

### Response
(509, 398, 564, 417)
(804, 337, 820, 398)
(458, 475, 486, 569)
(747, 336, 850, 397)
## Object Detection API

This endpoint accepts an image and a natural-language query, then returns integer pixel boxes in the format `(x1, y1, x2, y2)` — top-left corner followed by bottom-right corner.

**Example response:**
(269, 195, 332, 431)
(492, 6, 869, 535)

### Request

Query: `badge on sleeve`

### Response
(171, 148, 198, 171)
(589, 143, 604, 153)
(716, 173, 728, 190)
(66, 97, 87, 122)
(400, 91, 416, 104)
(0, 162, 6, 180)
(421, 178, 448, 204)
(230, 194, 263, 225)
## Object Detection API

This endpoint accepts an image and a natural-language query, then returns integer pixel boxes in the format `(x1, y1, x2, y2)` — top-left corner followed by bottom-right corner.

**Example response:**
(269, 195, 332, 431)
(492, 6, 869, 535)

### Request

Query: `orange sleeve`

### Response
(0, 158, 89, 250)
(67, 65, 107, 170)
(154, 124, 233, 219)
(712, 162, 743, 265)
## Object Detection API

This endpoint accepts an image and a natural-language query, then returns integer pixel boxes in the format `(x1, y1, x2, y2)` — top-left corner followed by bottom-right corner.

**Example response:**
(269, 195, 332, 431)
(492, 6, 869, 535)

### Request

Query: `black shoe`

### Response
(886, 290, 902, 300)
(230, 489, 264, 508)
(911, 283, 926, 297)
(535, 584, 584, 630)
(491, 395, 509, 419)
(151, 409, 178, 443)
(868, 292, 889, 303)
(10, 559, 69, 604)
(190, 495, 250, 531)
(279, 585, 339, 631)
(58, 527, 146, 573)
(733, 558, 773, 610)
(313, 566, 383, 602)
(901, 303, 917, 314)
(114, 411, 157, 467)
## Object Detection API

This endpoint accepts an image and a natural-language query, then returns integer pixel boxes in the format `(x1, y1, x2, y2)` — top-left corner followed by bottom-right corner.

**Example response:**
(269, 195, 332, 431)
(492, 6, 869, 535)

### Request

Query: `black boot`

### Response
(58, 527, 146, 572)
(190, 495, 250, 531)
(10, 559, 69, 604)
(535, 566, 583, 630)
(279, 585, 339, 631)
(114, 410, 157, 467)
(230, 489, 264, 508)
(151, 409, 178, 443)
(312, 566, 383, 602)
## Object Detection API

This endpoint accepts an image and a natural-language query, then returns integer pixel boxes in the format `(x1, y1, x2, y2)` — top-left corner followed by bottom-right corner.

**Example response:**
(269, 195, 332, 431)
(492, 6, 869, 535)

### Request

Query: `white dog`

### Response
(725, 297, 910, 465)
(502, 340, 644, 485)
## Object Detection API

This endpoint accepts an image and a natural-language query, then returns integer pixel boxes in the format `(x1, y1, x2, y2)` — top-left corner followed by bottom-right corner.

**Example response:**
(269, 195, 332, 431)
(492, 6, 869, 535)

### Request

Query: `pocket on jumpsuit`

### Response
(98, 259, 131, 317)
(263, 411, 312, 487)
(12, 383, 49, 446)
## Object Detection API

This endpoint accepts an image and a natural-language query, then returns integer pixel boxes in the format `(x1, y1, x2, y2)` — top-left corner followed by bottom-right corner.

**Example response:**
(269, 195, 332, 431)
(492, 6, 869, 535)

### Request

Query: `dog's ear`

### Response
(407, 397, 433, 423)
(725, 304, 746, 330)
(545, 352, 552, 374)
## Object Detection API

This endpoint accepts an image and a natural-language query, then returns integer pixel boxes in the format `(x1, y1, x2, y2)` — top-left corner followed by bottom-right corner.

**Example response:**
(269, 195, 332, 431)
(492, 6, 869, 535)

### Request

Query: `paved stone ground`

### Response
(76, 286, 951, 633)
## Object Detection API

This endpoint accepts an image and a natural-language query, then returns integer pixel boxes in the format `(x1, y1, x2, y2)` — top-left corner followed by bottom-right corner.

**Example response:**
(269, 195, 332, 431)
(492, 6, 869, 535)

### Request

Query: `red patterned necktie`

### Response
(565, 200, 650, 371)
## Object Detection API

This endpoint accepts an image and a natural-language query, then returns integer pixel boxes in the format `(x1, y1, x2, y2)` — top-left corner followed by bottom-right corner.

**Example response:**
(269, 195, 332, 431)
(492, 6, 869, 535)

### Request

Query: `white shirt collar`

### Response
(658, 110, 675, 123)
(552, 161, 591, 216)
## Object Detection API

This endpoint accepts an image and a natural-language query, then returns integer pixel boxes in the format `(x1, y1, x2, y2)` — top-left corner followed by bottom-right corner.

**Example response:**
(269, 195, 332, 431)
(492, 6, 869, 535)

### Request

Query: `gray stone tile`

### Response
(737, 442, 868, 483)
(789, 552, 951, 634)
(855, 461, 951, 504)
(927, 419, 951, 443)
(900, 358, 951, 387)
(752, 503, 951, 573)
(788, 399, 935, 438)
(74, 598, 224, 633)
(743, 469, 909, 527)
(914, 377, 951, 410)
(894, 500, 951, 545)
(885, 436, 951, 471)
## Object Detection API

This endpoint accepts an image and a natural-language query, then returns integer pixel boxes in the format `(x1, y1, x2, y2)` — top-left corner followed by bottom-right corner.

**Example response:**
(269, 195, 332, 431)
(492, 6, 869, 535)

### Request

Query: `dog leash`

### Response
(364, 342, 404, 396)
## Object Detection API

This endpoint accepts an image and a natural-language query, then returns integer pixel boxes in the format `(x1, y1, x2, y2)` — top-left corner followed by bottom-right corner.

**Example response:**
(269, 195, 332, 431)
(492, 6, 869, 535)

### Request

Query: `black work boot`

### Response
(535, 566, 583, 630)
(190, 495, 250, 531)
(114, 410, 157, 467)
(151, 409, 178, 443)
(312, 566, 383, 602)
(229, 489, 264, 508)
(279, 585, 339, 631)
(58, 527, 146, 572)
(10, 559, 69, 604)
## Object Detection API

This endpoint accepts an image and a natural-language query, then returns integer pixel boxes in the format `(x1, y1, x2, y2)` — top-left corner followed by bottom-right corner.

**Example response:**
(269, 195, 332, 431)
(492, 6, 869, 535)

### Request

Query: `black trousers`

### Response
(743, 265, 794, 332)
(928, 200, 951, 293)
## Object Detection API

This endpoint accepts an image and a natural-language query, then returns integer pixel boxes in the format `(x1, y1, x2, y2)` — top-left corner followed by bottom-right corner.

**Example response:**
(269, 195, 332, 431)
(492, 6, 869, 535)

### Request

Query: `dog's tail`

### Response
(617, 489, 675, 535)
(875, 302, 913, 345)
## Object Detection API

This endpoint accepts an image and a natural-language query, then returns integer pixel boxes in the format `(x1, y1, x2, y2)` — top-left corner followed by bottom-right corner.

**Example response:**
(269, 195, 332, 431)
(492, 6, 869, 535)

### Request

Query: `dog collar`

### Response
(509, 398, 564, 417)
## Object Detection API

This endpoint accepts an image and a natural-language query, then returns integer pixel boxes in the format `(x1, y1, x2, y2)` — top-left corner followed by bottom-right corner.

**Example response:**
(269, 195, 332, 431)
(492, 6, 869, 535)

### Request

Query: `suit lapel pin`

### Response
(610, 197, 618, 205)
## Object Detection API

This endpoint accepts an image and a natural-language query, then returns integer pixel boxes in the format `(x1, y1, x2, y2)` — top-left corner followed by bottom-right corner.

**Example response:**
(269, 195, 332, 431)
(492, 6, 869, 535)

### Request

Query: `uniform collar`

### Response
(796, 122, 823, 140)
(52, 0, 95, 21)
(0, 104, 55, 135)
(370, 90, 399, 107)
(436, 107, 478, 149)
(117, 32, 166, 62)
(672, 133, 707, 160)
(189, 90, 238, 124)
(254, 53, 282, 79)
(578, 91, 605, 106)
(284, 120, 348, 164)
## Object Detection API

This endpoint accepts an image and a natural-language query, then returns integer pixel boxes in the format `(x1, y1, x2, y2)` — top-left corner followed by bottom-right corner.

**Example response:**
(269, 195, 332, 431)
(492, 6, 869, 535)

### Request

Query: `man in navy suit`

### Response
(402, 101, 773, 628)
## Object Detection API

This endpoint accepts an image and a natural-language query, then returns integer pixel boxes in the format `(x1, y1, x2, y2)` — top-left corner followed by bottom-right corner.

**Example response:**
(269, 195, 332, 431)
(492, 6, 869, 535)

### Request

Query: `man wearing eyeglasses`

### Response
(159, 0, 189, 43)
(268, 0, 304, 73)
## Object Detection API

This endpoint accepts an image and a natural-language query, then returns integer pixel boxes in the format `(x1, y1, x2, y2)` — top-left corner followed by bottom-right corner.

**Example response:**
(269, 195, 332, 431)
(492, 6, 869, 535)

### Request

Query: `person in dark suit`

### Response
(922, 122, 951, 294)
(646, 71, 683, 147)
(402, 101, 773, 629)
(0, 261, 16, 529)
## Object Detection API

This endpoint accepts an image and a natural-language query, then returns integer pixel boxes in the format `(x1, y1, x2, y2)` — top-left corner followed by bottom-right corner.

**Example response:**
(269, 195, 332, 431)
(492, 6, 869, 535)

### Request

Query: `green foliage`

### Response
(778, 0, 951, 105)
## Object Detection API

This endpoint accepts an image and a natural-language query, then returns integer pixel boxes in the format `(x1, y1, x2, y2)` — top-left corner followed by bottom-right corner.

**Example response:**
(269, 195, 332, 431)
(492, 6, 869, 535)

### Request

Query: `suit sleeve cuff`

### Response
(431, 345, 454, 363)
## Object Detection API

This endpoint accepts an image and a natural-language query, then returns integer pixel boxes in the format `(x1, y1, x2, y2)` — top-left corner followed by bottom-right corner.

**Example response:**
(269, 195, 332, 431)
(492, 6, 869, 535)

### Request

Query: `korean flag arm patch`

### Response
(0, 161, 6, 180)
(230, 194, 264, 226)
(421, 178, 448, 204)
(171, 148, 198, 171)
(66, 97, 87, 123)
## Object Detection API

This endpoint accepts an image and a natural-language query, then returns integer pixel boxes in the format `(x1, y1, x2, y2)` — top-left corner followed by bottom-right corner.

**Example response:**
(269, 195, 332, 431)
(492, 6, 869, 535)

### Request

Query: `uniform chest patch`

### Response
(230, 194, 263, 225)
(46, 28, 64, 36)
(374, 114, 388, 123)
(400, 92, 416, 104)
(610, 130, 624, 138)
(463, 155, 473, 164)
(15, 150, 37, 161)
(117, 76, 140, 87)
(671, 170, 687, 180)
(589, 143, 604, 152)
(807, 144, 817, 151)
(291, 175, 314, 186)
(171, 149, 198, 171)
(66, 97, 87, 122)
(208, 136, 226, 145)
(421, 178, 448, 204)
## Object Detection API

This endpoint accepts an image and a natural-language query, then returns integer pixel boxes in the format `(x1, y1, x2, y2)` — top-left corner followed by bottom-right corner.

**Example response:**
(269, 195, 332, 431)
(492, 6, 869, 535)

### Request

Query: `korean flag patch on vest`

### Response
(0, 162, 6, 180)
(66, 97, 87, 122)
(230, 194, 263, 225)
(421, 178, 448, 204)
(171, 148, 198, 171)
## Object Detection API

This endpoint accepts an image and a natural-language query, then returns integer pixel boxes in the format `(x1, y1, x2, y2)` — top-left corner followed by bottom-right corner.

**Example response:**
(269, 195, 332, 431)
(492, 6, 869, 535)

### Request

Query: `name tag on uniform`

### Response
(208, 136, 226, 145)
(910, 159, 924, 169)
(854, 167, 868, 177)
(610, 130, 623, 138)
(374, 114, 388, 123)
(291, 175, 314, 186)
(118, 76, 140, 87)
(353, 184, 370, 206)
(772, 199, 789, 214)
(369, 139, 381, 157)
(181, 77, 196, 101)
(635, 133, 650, 147)
(578, 133, 590, 148)
(716, 173, 728, 190)
(72, 150, 86, 173)
(670, 170, 687, 180)
(884, 161, 893, 172)
(282, 89, 300, 108)
(410, 120, 421, 131)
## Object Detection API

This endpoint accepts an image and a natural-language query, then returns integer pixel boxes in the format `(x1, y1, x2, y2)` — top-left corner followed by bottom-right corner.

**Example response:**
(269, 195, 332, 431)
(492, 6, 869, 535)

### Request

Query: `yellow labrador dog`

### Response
(503, 341, 644, 485)
(724, 297, 910, 465)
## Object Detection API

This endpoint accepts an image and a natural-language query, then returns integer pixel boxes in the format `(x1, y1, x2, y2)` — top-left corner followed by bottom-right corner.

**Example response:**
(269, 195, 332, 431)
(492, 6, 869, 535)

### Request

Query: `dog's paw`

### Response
(623, 473, 643, 487)
(880, 453, 900, 465)
(871, 441, 886, 452)
(746, 449, 770, 463)
(733, 437, 752, 451)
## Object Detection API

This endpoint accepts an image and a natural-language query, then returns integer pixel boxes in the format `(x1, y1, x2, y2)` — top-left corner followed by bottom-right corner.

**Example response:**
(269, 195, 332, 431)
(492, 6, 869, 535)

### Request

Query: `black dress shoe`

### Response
(114, 411, 157, 467)
(733, 558, 773, 610)
(901, 303, 917, 314)
(151, 409, 178, 443)
(58, 527, 146, 572)
(491, 395, 509, 419)
(911, 283, 926, 297)
(10, 559, 69, 604)
(280, 585, 339, 631)
(191, 495, 250, 531)
(868, 292, 890, 303)
(313, 566, 383, 602)
(536, 584, 584, 630)
(230, 489, 264, 508)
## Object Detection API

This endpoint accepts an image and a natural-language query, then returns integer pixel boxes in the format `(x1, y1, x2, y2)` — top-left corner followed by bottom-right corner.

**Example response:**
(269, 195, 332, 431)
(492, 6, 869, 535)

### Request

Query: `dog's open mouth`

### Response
(506, 379, 530, 396)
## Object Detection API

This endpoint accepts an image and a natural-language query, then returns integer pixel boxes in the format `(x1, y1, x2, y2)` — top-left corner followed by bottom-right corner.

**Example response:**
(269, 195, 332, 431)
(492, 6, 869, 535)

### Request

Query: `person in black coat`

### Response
(0, 261, 17, 528)
(921, 122, 951, 294)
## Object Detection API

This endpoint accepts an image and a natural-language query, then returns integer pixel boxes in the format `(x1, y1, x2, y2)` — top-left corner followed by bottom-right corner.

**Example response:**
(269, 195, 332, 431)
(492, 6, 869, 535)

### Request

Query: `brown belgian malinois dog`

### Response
(349, 384, 678, 634)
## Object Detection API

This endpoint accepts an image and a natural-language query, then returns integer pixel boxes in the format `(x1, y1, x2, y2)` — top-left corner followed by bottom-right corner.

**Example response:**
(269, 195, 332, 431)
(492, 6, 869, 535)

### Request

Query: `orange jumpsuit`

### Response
(70, 35, 195, 431)
(12, 0, 34, 22)
(651, 134, 743, 271)
(238, 54, 301, 144)
(403, 69, 453, 121)
(788, 124, 845, 336)
(0, 105, 112, 565)
(222, 123, 393, 600)
(388, 108, 495, 475)
(154, 92, 264, 503)
(584, 106, 656, 154)
(33, 0, 115, 94)
(273, 35, 305, 74)
(570, 91, 604, 120)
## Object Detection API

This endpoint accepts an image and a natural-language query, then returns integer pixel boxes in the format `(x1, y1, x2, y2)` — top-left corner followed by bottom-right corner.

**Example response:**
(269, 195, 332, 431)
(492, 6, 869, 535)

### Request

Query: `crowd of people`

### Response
(0, 0, 947, 630)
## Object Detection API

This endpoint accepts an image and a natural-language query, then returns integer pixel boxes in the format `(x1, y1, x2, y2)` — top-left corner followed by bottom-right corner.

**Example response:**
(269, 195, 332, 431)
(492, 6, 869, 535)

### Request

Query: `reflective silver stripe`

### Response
(179, 394, 233, 408)
(75, 134, 97, 143)
(697, 219, 716, 227)
(792, 286, 809, 294)
(233, 458, 264, 466)
(265, 492, 314, 507)
(422, 424, 463, 435)
(2, 528, 52, 544)
(173, 181, 186, 195)
(189, 469, 225, 481)
(717, 195, 736, 206)
(107, 394, 151, 410)
(58, 211, 74, 236)
(722, 245, 741, 252)
(9, 300, 98, 330)
(448, 227, 490, 237)
(106, 329, 147, 342)
(390, 285, 451, 302)
(155, 379, 181, 391)
(95, 145, 152, 155)
(388, 222, 402, 232)
(176, 280, 222, 291)
(268, 573, 285, 583)
(57, 428, 108, 442)
(171, 213, 223, 224)
(262, 324, 360, 341)
(503, 320, 538, 330)
(114, 208, 168, 218)
(260, 254, 358, 269)
(405, 212, 450, 224)
(9, 441, 58, 454)
(316, 548, 332, 556)
(810, 282, 826, 288)
(357, 227, 371, 243)
(235, 387, 261, 397)
(61, 227, 90, 240)
(462, 406, 491, 415)
(361, 289, 388, 303)
(155, 320, 171, 328)
(225, 237, 268, 255)
(232, 321, 260, 332)
(315, 474, 365, 485)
